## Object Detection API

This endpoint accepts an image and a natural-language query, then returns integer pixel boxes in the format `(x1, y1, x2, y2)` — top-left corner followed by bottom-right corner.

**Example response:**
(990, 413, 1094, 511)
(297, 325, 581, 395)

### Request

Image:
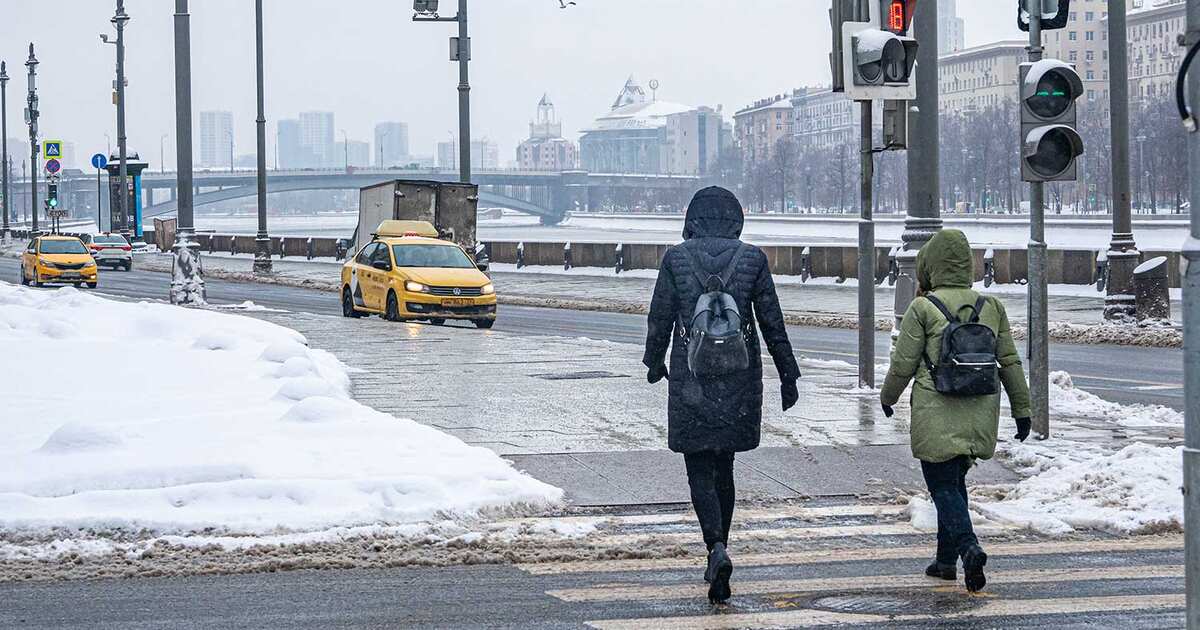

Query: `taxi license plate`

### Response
(60, 272, 81, 279)
(441, 298, 473, 307)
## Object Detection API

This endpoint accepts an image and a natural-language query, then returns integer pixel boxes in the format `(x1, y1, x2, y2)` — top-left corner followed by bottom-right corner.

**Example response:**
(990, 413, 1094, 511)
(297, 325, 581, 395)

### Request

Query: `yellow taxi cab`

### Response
(340, 220, 496, 329)
(20, 235, 99, 289)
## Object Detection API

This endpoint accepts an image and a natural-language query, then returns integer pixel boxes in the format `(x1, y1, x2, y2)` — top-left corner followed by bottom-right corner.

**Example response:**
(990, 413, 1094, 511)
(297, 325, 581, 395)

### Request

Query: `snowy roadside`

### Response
(907, 371, 1184, 537)
(0, 283, 566, 578)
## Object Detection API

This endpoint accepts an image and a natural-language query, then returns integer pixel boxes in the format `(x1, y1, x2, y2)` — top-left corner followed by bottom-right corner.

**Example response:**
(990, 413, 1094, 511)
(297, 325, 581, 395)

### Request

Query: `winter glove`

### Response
(1014, 418, 1032, 442)
(881, 404, 895, 419)
(781, 378, 799, 411)
(647, 363, 669, 384)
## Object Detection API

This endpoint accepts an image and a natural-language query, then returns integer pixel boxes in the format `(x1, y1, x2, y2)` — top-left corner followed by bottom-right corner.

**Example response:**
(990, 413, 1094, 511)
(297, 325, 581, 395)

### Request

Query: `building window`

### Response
(1086, 31, 1095, 41)
(1069, 31, 1077, 41)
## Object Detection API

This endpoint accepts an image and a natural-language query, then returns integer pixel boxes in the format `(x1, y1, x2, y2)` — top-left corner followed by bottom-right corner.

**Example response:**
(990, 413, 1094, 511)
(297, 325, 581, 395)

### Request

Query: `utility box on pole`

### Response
(354, 180, 479, 254)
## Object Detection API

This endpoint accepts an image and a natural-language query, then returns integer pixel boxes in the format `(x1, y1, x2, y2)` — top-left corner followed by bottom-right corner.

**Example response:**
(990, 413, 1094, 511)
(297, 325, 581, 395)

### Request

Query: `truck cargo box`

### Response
(354, 180, 478, 254)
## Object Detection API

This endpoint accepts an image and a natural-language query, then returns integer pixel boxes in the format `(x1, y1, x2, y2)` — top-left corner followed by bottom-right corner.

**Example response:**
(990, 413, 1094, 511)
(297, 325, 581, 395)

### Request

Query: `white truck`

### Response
(354, 180, 479, 255)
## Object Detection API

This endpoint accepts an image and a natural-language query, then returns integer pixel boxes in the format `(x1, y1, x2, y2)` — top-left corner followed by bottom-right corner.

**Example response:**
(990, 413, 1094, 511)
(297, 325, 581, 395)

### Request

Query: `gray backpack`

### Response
(679, 244, 751, 377)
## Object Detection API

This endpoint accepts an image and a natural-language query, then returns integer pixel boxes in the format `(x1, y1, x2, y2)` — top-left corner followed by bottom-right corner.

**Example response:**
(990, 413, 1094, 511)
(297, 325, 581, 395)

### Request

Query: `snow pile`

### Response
(0, 283, 562, 539)
(1048, 371, 1183, 427)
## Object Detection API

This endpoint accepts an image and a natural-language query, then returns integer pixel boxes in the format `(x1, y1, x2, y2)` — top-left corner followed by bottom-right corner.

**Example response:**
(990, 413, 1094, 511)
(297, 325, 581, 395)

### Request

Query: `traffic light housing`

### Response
(1019, 59, 1085, 182)
(46, 182, 58, 209)
(1018, 0, 1071, 32)
(413, 0, 439, 14)
(832, 0, 919, 100)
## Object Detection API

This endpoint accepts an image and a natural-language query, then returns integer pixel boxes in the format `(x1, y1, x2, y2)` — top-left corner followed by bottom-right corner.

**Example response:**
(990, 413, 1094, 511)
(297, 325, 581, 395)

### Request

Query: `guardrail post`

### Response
(800, 246, 812, 283)
(516, 242, 525, 269)
(983, 249, 996, 288)
(887, 246, 899, 286)
(615, 243, 624, 275)
(564, 242, 573, 271)
(230, 238, 238, 256)
(1095, 250, 1109, 293)
(306, 237, 314, 260)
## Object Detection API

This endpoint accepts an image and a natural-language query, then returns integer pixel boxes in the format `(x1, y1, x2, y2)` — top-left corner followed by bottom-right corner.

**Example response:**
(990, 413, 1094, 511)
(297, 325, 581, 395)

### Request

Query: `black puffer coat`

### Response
(643, 187, 801, 454)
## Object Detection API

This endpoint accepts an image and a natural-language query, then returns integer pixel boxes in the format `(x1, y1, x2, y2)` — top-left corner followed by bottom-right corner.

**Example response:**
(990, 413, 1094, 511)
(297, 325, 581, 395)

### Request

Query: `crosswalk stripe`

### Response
(585, 593, 1185, 629)
(519, 535, 1182, 575)
(572, 522, 1016, 550)
(549, 563, 1182, 603)
(492, 504, 908, 530)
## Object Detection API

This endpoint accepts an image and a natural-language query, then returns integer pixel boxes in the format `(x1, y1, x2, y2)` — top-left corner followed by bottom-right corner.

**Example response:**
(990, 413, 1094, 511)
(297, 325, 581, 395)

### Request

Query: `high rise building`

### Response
(1122, 0, 1186, 102)
(299, 111, 335, 168)
(938, 0, 966, 55)
(335, 139, 371, 169)
(277, 119, 306, 169)
(199, 110, 233, 169)
(374, 122, 410, 167)
(438, 138, 500, 170)
(516, 94, 578, 171)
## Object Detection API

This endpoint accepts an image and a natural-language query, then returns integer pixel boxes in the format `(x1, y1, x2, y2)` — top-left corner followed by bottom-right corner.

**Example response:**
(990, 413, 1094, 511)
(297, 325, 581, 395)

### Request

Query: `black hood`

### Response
(682, 186, 744, 240)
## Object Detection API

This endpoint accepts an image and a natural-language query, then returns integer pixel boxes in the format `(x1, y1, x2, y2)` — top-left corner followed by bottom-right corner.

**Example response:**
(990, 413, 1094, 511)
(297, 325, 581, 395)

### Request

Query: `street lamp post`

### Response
(170, 0, 205, 305)
(253, 0, 271, 274)
(340, 129, 348, 170)
(24, 44, 38, 236)
(227, 130, 234, 174)
(160, 133, 167, 174)
(414, 0, 472, 184)
(1136, 134, 1148, 213)
(1105, 0, 1139, 320)
(0, 61, 9, 243)
(110, 0, 131, 236)
(1183, 2, 1200, 626)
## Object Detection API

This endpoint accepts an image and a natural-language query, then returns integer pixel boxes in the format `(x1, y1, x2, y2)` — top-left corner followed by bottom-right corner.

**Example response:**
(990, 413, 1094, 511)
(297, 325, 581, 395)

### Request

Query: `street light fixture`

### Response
(0, 60, 10, 243)
(413, 0, 471, 184)
(253, 0, 271, 274)
(105, 0, 132, 236)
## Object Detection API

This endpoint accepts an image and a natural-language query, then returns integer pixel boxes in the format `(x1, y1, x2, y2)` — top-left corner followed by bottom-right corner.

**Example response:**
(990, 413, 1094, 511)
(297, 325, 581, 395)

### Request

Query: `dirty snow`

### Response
(0, 283, 562, 544)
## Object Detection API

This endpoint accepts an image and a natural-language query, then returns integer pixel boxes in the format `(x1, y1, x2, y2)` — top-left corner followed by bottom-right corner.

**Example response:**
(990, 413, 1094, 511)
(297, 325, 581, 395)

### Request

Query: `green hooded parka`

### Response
(880, 229, 1032, 463)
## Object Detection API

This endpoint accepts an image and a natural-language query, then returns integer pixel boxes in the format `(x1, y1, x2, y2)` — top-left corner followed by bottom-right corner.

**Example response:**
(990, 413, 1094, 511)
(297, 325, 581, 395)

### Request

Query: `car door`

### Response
(349, 243, 378, 311)
(368, 243, 395, 310)
(22, 239, 38, 278)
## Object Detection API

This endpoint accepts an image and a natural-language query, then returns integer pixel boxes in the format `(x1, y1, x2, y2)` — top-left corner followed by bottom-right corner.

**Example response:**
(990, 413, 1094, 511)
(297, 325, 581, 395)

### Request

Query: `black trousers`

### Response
(920, 455, 979, 566)
(684, 451, 736, 551)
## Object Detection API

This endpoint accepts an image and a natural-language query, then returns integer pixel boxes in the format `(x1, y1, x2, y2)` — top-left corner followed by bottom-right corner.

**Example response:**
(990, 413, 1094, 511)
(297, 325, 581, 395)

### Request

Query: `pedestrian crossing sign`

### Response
(43, 140, 63, 159)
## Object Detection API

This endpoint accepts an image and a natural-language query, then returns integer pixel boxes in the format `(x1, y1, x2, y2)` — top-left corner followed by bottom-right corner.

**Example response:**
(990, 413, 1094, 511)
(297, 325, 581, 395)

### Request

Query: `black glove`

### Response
(881, 404, 895, 418)
(781, 378, 799, 411)
(1014, 418, 1032, 442)
(647, 363, 668, 384)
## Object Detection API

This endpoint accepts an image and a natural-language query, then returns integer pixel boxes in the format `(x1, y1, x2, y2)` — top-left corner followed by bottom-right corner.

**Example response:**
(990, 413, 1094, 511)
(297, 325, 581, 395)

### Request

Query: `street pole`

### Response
(96, 167, 101, 231)
(253, 0, 271, 274)
(858, 100, 875, 389)
(1106, 0, 1139, 320)
(0, 61, 9, 243)
(170, 0, 205, 305)
(894, 0, 942, 328)
(160, 133, 167, 174)
(340, 129, 348, 170)
(25, 44, 38, 236)
(1183, 4, 1200, 627)
(1026, 0, 1051, 438)
(457, 0, 471, 184)
(113, 0, 131, 236)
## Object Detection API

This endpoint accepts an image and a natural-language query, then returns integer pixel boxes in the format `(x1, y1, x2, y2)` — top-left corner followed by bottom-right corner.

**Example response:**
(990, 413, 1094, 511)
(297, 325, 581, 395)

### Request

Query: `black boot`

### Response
(706, 542, 733, 604)
(962, 545, 988, 593)
(925, 561, 956, 581)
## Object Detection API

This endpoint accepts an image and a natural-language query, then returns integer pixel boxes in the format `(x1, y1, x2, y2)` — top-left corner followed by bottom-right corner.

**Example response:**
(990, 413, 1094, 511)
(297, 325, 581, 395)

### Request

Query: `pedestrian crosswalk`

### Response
(512, 501, 1185, 629)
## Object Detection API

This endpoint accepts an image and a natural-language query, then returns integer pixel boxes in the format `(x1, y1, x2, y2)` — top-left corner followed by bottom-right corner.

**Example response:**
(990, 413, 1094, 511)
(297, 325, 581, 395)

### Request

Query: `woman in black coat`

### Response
(643, 186, 800, 604)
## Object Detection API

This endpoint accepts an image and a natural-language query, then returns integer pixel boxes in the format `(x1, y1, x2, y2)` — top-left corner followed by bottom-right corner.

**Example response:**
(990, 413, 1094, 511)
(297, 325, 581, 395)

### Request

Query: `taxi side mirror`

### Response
(476, 261, 489, 273)
(371, 260, 391, 271)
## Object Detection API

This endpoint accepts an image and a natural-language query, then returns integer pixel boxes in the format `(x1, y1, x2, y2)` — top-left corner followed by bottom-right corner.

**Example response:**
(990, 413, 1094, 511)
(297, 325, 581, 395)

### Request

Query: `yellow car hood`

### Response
(402, 267, 490, 288)
(41, 253, 94, 265)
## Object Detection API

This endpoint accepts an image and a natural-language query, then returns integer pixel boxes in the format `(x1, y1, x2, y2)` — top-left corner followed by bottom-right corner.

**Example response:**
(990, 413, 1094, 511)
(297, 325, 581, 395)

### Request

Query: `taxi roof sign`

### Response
(375, 220, 438, 239)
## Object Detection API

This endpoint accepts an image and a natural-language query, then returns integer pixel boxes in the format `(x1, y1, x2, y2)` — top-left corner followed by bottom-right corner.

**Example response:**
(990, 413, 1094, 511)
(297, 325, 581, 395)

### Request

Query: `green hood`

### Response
(916, 229, 974, 291)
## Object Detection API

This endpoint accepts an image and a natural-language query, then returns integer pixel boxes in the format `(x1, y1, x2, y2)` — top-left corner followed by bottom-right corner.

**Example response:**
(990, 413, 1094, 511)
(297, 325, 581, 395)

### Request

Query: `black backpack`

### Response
(679, 244, 751, 377)
(921, 294, 1000, 397)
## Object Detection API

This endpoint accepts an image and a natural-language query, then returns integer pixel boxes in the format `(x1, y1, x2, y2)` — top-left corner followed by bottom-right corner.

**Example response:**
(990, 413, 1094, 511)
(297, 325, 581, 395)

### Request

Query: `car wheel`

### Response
(73, 282, 83, 288)
(342, 287, 364, 318)
(124, 261, 133, 272)
(86, 282, 98, 289)
(31, 273, 42, 288)
(385, 291, 401, 322)
(428, 318, 446, 326)
(473, 319, 495, 330)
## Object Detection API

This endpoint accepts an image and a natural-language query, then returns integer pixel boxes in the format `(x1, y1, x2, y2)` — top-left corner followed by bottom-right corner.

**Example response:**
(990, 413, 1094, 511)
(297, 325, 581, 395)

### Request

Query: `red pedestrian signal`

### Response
(888, 1, 906, 34)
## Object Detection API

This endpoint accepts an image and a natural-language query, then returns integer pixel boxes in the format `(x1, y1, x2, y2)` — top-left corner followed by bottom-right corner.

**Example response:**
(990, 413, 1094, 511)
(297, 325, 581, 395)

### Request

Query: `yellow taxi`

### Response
(341, 220, 496, 329)
(20, 235, 99, 289)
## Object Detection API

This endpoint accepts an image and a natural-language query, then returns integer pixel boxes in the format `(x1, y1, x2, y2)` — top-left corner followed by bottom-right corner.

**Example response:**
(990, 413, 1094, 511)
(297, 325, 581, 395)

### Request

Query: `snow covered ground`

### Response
(0, 283, 561, 556)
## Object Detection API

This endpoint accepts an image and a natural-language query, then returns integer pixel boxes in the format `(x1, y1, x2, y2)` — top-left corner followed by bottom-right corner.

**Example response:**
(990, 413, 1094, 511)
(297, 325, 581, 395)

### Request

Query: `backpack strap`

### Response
(923, 294, 958, 324)
(717, 244, 750, 291)
(679, 243, 749, 293)
(969, 295, 988, 323)
(677, 245, 715, 292)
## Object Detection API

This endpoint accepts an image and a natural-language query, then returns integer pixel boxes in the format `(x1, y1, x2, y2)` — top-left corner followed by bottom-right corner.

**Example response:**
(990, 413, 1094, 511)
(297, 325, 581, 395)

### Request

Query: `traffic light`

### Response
(1019, 59, 1084, 182)
(832, 0, 919, 100)
(1018, 0, 1071, 32)
(413, 0, 439, 14)
(46, 182, 58, 209)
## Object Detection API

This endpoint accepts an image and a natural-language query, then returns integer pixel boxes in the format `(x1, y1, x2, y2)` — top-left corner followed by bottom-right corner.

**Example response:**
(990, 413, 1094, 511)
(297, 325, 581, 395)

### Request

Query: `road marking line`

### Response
(518, 536, 1182, 575)
(1133, 384, 1184, 391)
(585, 594, 1185, 629)
(594, 522, 1015, 548)
(492, 505, 908, 530)
(550, 564, 1182, 603)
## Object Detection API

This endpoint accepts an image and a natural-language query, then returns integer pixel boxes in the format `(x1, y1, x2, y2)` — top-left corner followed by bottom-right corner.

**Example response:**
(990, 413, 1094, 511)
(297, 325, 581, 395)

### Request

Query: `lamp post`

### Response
(170, 0, 205, 304)
(1136, 133, 1148, 213)
(24, 44, 38, 236)
(414, 0, 471, 184)
(104, 0, 132, 236)
(160, 133, 167, 173)
(0, 61, 9, 243)
(1105, 0, 1139, 320)
(253, 0, 271, 274)
(227, 129, 234, 173)
(340, 129, 348, 170)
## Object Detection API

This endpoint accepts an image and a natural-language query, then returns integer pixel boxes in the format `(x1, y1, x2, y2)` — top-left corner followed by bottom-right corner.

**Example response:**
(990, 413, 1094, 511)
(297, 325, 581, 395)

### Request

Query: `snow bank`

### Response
(1049, 371, 1183, 427)
(0, 284, 561, 538)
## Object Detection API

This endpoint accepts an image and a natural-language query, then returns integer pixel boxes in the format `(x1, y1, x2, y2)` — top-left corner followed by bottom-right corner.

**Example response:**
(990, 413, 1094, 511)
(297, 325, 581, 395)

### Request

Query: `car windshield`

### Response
(94, 235, 128, 245)
(391, 244, 474, 269)
(39, 239, 88, 255)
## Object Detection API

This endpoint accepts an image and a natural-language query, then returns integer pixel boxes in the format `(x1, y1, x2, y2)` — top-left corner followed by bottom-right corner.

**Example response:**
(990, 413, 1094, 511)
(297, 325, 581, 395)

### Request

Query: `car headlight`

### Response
(405, 280, 429, 293)
(480, 283, 495, 295)
(83, 261, 97, 268)
(39, 259, 57, 269)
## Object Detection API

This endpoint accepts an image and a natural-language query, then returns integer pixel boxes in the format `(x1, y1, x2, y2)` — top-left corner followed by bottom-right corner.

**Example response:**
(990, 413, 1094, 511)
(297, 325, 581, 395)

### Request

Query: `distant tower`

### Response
(938, 0, 965, 55)
(611, 76, 647, 110)
(530, 94, 563, 141)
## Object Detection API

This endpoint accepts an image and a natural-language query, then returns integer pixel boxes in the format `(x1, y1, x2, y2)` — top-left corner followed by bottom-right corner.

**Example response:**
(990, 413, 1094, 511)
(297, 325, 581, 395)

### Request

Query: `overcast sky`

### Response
(1, 1, 1023, 170)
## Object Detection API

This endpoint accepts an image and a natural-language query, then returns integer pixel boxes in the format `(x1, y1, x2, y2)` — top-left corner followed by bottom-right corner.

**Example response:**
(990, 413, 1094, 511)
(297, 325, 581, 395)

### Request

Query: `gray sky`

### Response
(1, 1, 1021, 170)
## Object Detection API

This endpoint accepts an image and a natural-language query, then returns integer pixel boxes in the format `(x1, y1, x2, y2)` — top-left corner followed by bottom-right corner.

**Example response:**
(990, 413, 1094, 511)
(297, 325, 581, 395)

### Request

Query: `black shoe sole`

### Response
(925, 569, 957, 581)
(708, 560, 732, 603)
(964, 551, 988, 593)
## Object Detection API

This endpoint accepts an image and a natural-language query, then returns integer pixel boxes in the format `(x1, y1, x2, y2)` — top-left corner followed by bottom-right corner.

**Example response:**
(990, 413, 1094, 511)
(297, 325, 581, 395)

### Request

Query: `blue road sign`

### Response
(45, 158, 61, 174)
(91, 153, 108, 170)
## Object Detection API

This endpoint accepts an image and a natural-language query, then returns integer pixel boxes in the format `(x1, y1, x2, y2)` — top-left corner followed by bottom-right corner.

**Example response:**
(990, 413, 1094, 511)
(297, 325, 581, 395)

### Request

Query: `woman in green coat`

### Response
(880, 229, 1032, 593)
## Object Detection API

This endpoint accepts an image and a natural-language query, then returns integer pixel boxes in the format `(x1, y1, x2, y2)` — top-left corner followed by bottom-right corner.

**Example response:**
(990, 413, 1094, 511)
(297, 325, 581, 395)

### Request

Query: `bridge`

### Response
(54, 168, 702, 224)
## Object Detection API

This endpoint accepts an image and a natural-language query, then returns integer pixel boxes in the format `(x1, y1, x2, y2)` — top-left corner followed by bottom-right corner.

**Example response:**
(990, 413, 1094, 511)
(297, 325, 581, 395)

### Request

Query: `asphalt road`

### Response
(0, 257, 1181, 410)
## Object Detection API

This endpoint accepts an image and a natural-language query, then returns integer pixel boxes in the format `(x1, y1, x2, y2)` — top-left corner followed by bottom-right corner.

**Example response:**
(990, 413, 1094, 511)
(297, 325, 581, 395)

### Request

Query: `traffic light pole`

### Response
(414, 0, 471, 185)
(253, 0, 272, 274)
(1106, 0, 1139, 320)
(1183, 3, 1200, 626)
(1026, 0, 1051, 438)
(858, 100, 875, 389)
